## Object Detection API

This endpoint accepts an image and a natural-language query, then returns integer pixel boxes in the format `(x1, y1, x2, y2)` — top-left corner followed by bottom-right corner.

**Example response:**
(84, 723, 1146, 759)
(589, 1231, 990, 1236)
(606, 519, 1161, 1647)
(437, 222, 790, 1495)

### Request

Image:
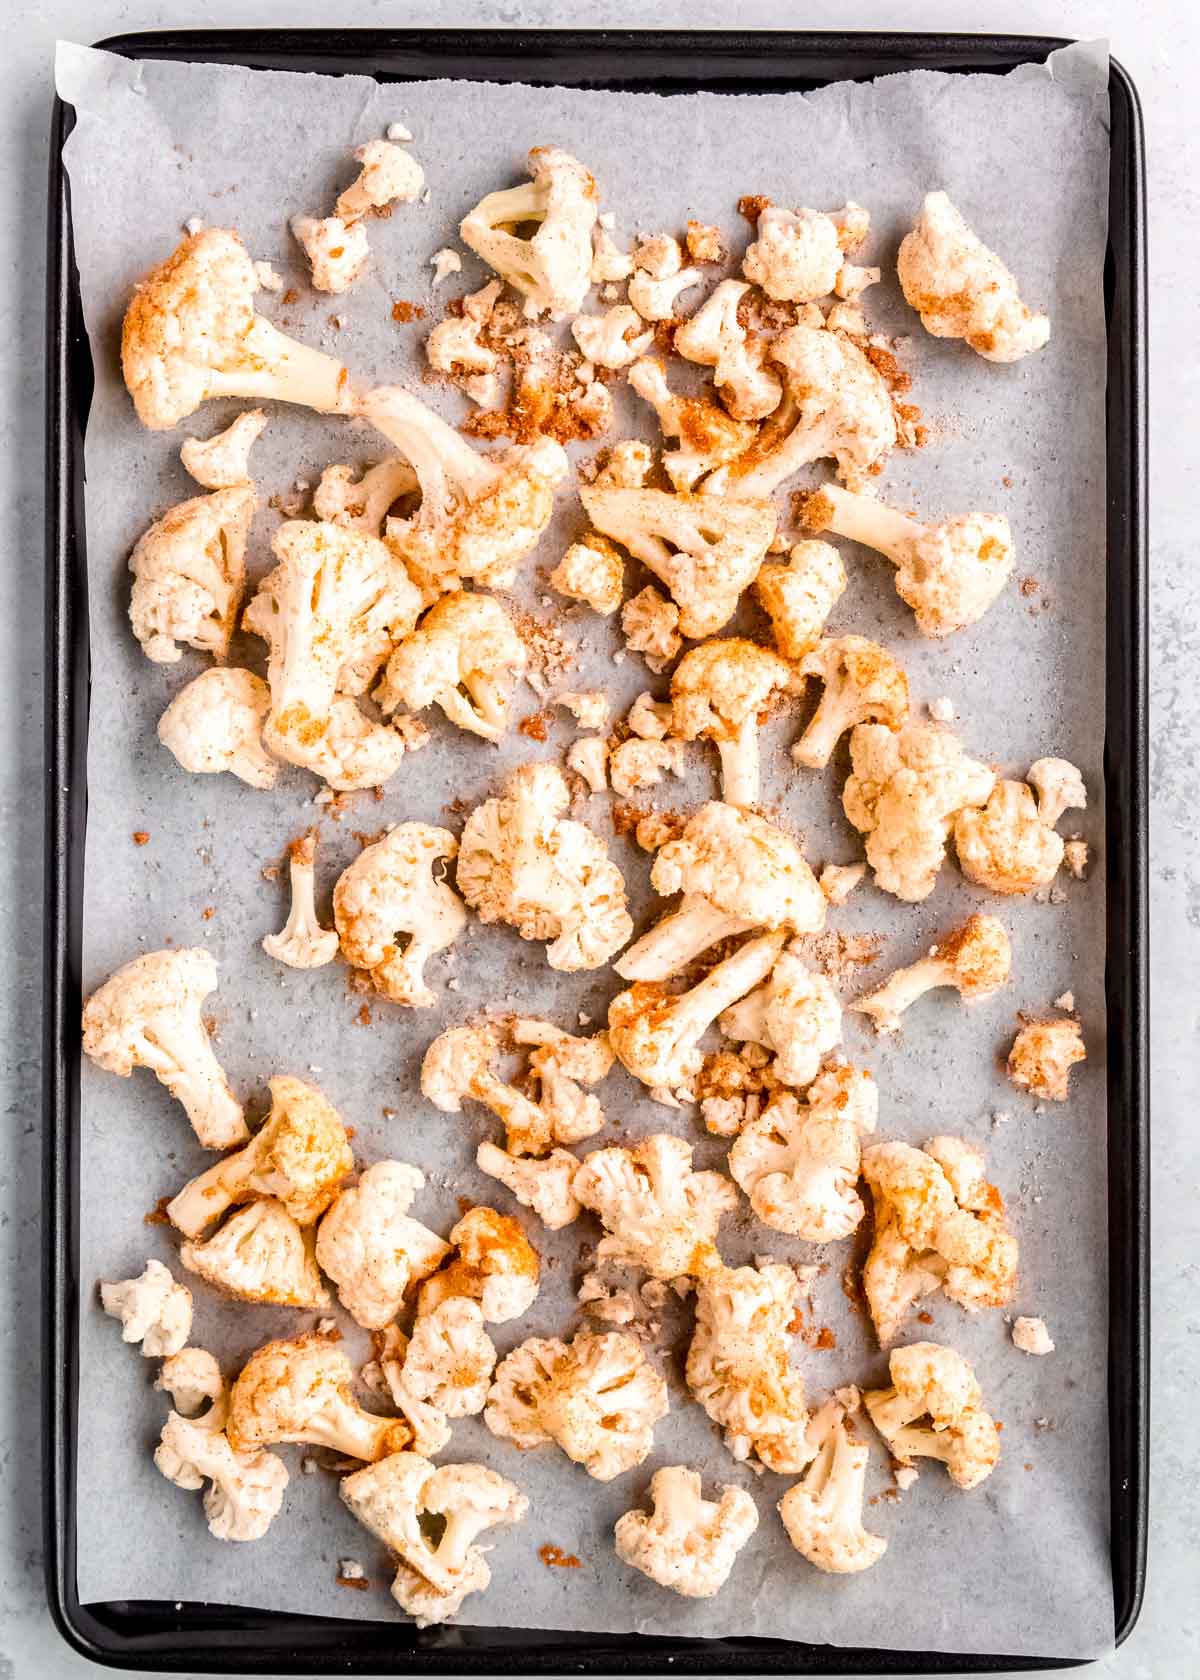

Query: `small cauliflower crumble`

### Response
(927, 695, 956, 723)
(1053, 990, 1076, 1012)
(431, 247, 463, 285)
(386, 121, 414, 141)
(1012, 1316, 1055, 1355)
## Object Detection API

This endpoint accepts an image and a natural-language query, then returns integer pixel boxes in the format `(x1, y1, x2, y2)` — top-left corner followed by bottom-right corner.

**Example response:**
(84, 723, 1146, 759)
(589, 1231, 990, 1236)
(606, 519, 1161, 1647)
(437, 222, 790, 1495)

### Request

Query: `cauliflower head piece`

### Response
(1007, 1016, 1086, 1102)
(181, 1199, 330, 1309)
(615, 1466, 759, 1598)
(129, 484, 256, 664)
(793, 636, 909, 770)
(754, 540, 847, 661)
(460, 146, 598, 320)
(419, 1205, 540, 1324)
(100, 1258, 192, 1357)
(155, 1399, 289, 1543)
(851, 914, 1011, 1035)
(333, 822, 467, 1006)
(863, 1340, 1000, 1489)
(475, 1141, 582, 1230)
(573, 1134, 738, 1279)
(955, 759, 1086, 894)
(719, 945, 842, 1089)
(375, 590, 527, 742)
(158, 667, 278, 789)
(314, 1160, 451, 1328)
(778, 1412, 887, 1573)
(669, 640, 797, 808)
(227, 1333, 412, 1461)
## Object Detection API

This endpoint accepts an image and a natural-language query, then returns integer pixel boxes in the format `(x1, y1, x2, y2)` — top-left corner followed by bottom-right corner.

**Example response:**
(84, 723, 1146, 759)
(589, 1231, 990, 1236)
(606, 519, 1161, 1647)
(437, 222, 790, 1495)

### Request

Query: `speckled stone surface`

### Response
(1, 2, 1191, 1676)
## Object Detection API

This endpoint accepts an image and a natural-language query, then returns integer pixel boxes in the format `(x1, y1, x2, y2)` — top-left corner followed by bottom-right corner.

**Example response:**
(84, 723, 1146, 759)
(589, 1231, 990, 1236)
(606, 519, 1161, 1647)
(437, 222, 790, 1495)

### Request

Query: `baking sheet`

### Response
(55, 37, 1114, 1659)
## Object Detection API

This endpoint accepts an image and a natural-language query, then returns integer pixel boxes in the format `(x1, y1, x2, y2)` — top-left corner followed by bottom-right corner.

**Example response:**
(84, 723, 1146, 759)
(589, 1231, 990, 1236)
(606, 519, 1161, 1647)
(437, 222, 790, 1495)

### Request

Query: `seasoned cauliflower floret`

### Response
(627, 234, 703, 321)
(180, 1199, 329, 1309)
(742, 202, 872, 303)
(129, 484, 256, 664)
(851, 915, 1011, 1034)
(476, 1141, 582, 1230)
(426, 284, 503, 409)
(719, 945, 842, 1088)
(100, 1258, 192, 1357)
(628, 357, 756, 492)
(180, 409, 267, 489)
(333, 822, 467, 1006)
(315, 1161, 451, 1329)
(227, 1333, 412, 1461)
(460, 146, 598, 320)
(375, 591, 527, 742)
(262, 833, 339, 969)
(863, 1341, 1000, 1488)
(155, 1393, 289, 1543)
(290, 214, 371, 293)
(609, 737, 686, 798)
(335, 138, 425, 222)
(778, 1411, 887, 1573)
(670, 640, 795, 807)
(571, 304, 654, 369)
(573, 1134, 738, 1279)
(621, 584, 682, 669)
(486, 1331, 668, 1481)
(1007, 1016, 1086, 1102)
(729, 1066, 878, 1240)
(394, 1297, 498, 1423)
(793, 637, 909, 769)
(157, 667, 278, 790)
(673, 278, 782, 421)
(156, 1346, 224, 1417)
(955, 759, 1087, 894)
(313, 456, 418, 536)
(1012, 1315, 1055, 1355)
(615, 1466, 758, 1598)
(550, 534, 625, 615)
(566, 736, 609, 793)
(898, 191, 1050, 362)
(418, 1205, 540, 1324)
(458, 763, 632, 971)
(754, 540, 847, 660)
(557, 690, 610, 730)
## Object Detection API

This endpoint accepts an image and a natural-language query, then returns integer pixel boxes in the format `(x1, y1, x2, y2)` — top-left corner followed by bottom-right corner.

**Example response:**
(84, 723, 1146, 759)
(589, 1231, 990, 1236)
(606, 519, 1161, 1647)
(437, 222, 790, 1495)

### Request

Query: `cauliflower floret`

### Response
(82, 947, 246, 1149)
(180, 1199, 330, 1309)
(621, 584, 682, 669)
(1007, 1016, 1086, 1102)
(129, 484, 255, 664)
(686, 222, 726, 264)
(628, 357, 756, 492)
(486, 1331, 668, 1481)
(571, 305, 654, 369)
(332, 822, 466, 1006)
(863, 1340, 1001, 1488)
(227, 1333, 412, 1461)
(862, 1139, 1018, 1344)
(742, 202, 871, 303)
(843, 720, 995, 902)
(394, 1297, 498, 1423)
(100, 1258, 192, 1357)
(550, 534, 625, 615)
(669, 640, 795, 806)
(820, 862, 866, 905)
(591, 223, 634, 283)
(335, 138, 425, 221)
(799, 482, 1014, 637)
(793, 637, 909, 769)
(673, 279, 782, 421)
(1013, 1315, 1055, 1355)
(618, 805, 825, 982)
(597, 439, 654, 490)
(686, 1262, 813, 1471)
(720, 947, 843, 1089)
(898, 191, 1050, 362)
(573, 1134, 739, 1279)
(851, 914, 1011, 1034)
(121, 228, 352, 429)
(628, 234, 703, 321)
(729, 1066, 877, 1240)
(418, 1206, 540, 1324)
(955, 758, 1086, 894)
(460, 145, 597, 319)
(425, 280, 504, 407)
(754, 540, 847, 660)
(476, 1141, 582, 1230)
(290, 214, 371, 293)
(262, 833, 339, 969)
(557, 690, 610, 730)
(609, 930, 787, 1095)
(375, 592, 527, 742)
(314, 1161, 451, 1329)
(778, 1413, 887, 1573)
(581, 487, 776, 639)
(458, 763, 632, 971)
(157, 667, 278, 789)
(180, 409, 267, 488)
(156, 1347, 224, 1417)
(155, 1398, 288, 1543)
(609, 738, 686, 797)
(566, 736, 609, 792)
(340, 1453, 527, 1626)
(615, 1466, 758, 1598)
(626, 692, 674, 740)
(167, 1074, 352, 1238)
(313, 457, 419, 536)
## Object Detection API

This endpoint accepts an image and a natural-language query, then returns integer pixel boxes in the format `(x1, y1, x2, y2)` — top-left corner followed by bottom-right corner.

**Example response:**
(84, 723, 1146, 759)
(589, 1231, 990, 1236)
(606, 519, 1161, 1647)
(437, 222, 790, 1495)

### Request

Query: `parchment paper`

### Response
(56, 38, 1113, 1658)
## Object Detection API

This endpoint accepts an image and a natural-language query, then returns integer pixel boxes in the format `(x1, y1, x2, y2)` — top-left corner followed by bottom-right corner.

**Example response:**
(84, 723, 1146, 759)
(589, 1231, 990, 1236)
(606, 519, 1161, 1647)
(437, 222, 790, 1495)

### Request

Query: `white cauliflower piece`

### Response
(262, 833, 339, 969)
(566, 737, 608, 792)
(180, 409, 267, 488)
(793, 637, 909, 769)
(100, 1258, 192, 1357)
(753, 540, 847, 660)
(898, 191, 1050, 362)
(609, 738, 686, 798)
(778, 1413, 887, 1573)
(1013, 1315, 1055, 1355)
(129, 484, 255, 664)
(155, 1397, 288, 1543)
(332, 823, 466, 1005)
(615, 1466, 758, 1598)
(851, 914, 1011, 1034)
(621, 585, 682, 668)
(395, 1298, 497, 1420)
(556, 690, 610, 730)
(571, 305, 654, 369)
(742, 202, 871, 303)
(627, 235, 703, 321)
(573, 1134, 739, 1278)
(180, 1200, 330, 1309)
(425, 280, 504, 407)
(315, 1161, 451, 1329)
(669, 640, 795, 806)
(1007, 1016, 1086, 1102)
(375, 592, 527, 742)
(955, 759, 1086, 894)
(290, 214, 371, 293)
(227, 1333, 412, 1461)
(591, 223, 634, 283)
(156, 1347, 224, 1417)
(418, 1205, 540, 1324)
(728, 1067, 877, 1240)
(460, 146, 598, 319)
(863, 1340, 1001, 1488)
(596, 439, 654, 491)
(431, 248, 463, 285)
(157, 667, 278, 789)
(550, 534, 625, 614)
(476, 1142, 582, 1230)
(335, 138, 425, 221)
(686, 222, 726, 264)
(82, 947, 247, 1149)
(719, 946, 842, 1088)
(1064, 837, 1090, 878)
(628, 357, 756, 492)
(313, 457, 419, 536)
(626, 692, 674, 740)
(673, 279, 782, 421)
(820, 862, 866, 906)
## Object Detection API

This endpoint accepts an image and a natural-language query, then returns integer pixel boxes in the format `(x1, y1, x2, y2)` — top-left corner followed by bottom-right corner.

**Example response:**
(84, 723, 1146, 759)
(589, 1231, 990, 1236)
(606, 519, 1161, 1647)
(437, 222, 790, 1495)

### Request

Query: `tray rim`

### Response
(43, 26, 1148, 1675)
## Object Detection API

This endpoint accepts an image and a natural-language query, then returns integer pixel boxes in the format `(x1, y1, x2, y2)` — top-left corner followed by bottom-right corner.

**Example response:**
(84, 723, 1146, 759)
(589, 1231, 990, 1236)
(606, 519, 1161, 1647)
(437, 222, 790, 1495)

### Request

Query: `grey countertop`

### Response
(1, 1, 1192, 1676)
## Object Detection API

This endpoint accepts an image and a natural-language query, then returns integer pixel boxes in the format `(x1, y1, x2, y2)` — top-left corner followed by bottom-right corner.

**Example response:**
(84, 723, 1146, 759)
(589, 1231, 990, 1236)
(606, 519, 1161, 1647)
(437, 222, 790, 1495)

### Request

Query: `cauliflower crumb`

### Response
(1012, 1315, 1055, 1355)
(550, 535, 625, 616)
(430, 248, 462, 285)
(819, 863, 866, 906)
(609, 738, 686, 798)
(928, 695, 956, 723)
(386, 121, 414, 142)
(1064, 838, 1090, 879)
(566, 737, 609, 793)
(686, 221, 727, 264)
(1053, 990, 1076, 1012)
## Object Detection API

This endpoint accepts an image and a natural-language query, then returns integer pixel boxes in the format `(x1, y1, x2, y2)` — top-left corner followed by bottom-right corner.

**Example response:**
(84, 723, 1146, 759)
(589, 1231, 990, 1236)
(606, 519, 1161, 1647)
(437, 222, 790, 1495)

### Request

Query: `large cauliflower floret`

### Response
(333, 823, 466, 1007)
(673, 278, 783, 421)
(340, 1453, 528, 1627)
(742, 202, 872, 303)
(686, 1262, 813, 1472)
(851, 914, 1011, 1035)
(799, 482, 1014, 637)
(628, 357, 757, 492)
(359, 384, 568, 600)
(82, 947, 246, 1149)
(754, 540, 847, 660)
(128, 484, 256, 664)
(486, 1331, 668, 1481)
(227, 1333, 412, 1461)
(723, 325, 896, 495)
(955, 759, 1087, 894)
(155, 1393, 289, 1543)
(843, 720, 995, 902)
(614, 1466, 759, 1598)
(573, 1134, 738, 1279)
(262, 833, 339, 969)
(314, 1161, 451, 1329)
(719, 945, 842, 1089)
(549, 533, 625, 615)
(861, 1138, 1018, 1344)
(157, 667, 278, 789)
(418, 1206, 540, 1324)
(100, 1258, 192, 1357)
(669, 641, 796, 807)
(617, 804, 825, 982)
(608, 930, 787, 1097)
(1007, 1016, 1087, 1102)
(375, 591, 527, 742)
(863, 1341, 1000, 1489)
(313, 457, 418, 536)
(476, 1142, 582, 1230)
(579, 486, 777, 640)
(167, 1074, 352, 1239)
(898, 191, 1050, 363)
(778, 1411, 887, 1573)
(180, 1199, 330, 1309)
(793, 637, 909, 769)
(458, 763, 633, 972)
(392, 1298, 498, 1426)
(180, 408, 268, 489)
(121, 228, 352, 429)
(460, 145, 598, 320)
(729, 1066, 878, 1240)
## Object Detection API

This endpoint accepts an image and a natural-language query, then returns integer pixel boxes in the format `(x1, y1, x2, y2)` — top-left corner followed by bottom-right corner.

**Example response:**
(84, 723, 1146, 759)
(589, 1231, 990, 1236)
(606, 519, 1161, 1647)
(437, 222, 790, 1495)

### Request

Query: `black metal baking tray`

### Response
(43, 28, 1148, 1674)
